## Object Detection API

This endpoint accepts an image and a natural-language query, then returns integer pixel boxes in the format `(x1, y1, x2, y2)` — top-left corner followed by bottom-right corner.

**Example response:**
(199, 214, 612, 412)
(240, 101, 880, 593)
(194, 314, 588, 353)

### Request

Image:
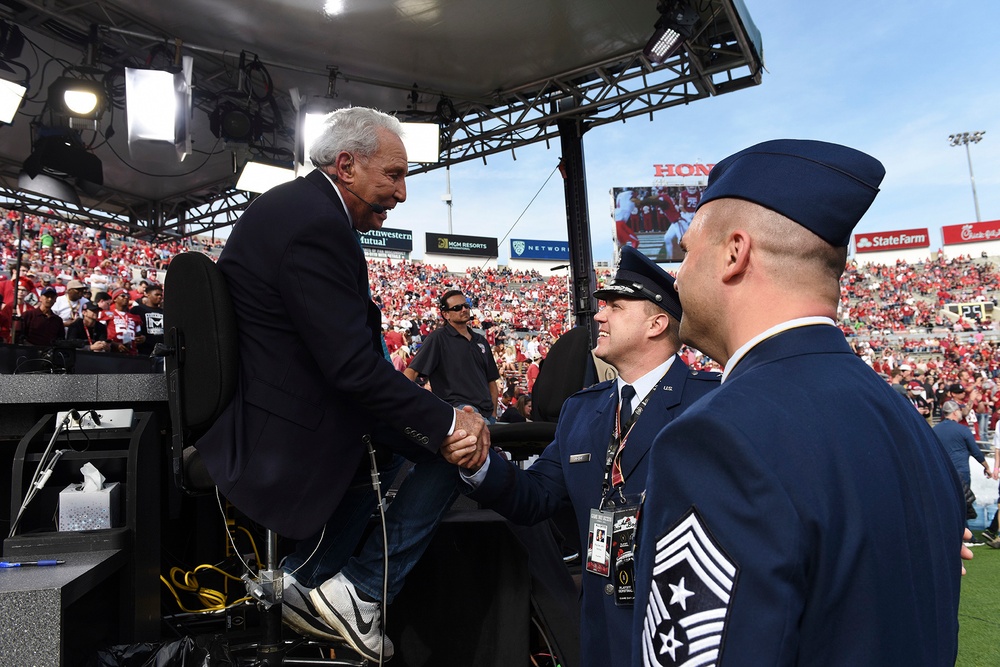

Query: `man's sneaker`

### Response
(964, 534, 983, 547)
(310, 573, 394, 661)
(982, 529, 996, 543)
(987, 534, 1000, 550)
(281, 573, 343, 642)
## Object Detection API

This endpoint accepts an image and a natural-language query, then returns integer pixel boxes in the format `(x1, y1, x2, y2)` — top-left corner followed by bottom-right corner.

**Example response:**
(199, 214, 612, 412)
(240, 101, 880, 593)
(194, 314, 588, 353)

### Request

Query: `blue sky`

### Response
(392, 0, 1000, 264)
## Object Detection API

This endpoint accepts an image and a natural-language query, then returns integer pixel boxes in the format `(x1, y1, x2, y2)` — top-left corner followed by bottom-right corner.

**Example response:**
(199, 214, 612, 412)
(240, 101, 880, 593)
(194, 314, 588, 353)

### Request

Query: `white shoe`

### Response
(281, 573, 342, 642)
(310, 572, 394, 661)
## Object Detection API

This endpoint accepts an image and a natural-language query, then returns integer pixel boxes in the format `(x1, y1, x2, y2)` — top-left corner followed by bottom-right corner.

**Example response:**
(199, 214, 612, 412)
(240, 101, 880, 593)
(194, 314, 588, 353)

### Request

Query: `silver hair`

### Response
(308, 107, 403, 168)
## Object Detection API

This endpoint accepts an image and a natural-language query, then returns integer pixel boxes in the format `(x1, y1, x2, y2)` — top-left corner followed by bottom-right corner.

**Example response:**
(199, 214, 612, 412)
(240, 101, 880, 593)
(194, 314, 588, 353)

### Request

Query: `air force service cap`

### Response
(594, 246, 682, 320)
(698, 139, 886, 247)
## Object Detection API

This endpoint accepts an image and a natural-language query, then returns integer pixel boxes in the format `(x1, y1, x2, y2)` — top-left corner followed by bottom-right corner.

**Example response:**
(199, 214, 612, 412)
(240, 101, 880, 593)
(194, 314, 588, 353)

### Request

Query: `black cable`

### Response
(105, 136, 224, 178)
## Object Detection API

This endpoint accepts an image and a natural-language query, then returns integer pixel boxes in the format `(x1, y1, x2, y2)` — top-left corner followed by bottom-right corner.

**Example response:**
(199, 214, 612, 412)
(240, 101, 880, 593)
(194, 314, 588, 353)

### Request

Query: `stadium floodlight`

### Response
(948, 131, 986, 222)
(0, 78, 26, 124)
(643, 1, 700, 64)
(236, 158, 296, 194)
(125, 57, 193, 162)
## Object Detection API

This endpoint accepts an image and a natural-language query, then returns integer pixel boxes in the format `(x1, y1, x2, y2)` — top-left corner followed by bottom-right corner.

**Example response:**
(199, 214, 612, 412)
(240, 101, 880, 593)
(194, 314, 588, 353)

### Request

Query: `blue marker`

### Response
(0, 560, 66, 567)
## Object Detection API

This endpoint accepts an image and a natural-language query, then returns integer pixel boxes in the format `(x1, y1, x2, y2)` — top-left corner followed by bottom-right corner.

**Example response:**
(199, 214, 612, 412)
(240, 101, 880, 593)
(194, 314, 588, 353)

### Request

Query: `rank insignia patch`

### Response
(641, 507, 738, 666)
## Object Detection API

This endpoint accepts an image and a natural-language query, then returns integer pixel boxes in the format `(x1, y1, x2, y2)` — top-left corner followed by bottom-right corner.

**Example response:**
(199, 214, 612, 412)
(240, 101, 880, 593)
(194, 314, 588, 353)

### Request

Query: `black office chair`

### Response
(163, 252, 363, 666)
(489, 325, 598, 460)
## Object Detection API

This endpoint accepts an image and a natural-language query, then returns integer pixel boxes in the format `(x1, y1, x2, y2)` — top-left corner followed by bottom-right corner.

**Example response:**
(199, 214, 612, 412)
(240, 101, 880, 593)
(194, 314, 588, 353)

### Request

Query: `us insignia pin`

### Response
(641, 507, 738, 666)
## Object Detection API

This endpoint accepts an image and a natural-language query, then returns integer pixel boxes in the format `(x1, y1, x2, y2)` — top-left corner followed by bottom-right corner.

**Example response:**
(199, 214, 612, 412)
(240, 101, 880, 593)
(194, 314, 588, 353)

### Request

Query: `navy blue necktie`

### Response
(620, 384, 636, 425)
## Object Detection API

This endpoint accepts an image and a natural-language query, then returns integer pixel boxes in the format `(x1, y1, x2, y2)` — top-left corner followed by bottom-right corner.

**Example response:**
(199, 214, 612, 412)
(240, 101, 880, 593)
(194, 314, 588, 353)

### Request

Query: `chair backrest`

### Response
(531, 326, 597, 423)
(163, 252, 239, 492)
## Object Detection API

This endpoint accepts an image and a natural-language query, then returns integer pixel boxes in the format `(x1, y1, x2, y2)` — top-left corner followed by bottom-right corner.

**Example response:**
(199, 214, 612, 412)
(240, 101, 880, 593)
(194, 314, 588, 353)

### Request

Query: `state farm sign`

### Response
(942, 220, 1000, 246)
(854, 228, 930, 253)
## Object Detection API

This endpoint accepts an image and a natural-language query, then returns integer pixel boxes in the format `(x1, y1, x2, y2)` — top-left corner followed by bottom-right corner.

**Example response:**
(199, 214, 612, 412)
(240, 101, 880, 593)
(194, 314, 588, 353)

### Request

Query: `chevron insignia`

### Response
(641, 507, 738, 667)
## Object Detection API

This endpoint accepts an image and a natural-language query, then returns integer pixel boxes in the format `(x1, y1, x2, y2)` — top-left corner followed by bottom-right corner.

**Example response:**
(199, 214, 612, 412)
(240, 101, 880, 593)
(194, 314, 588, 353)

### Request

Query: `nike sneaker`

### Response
(281, 573, 343, 642)
(310, 572, 394, 661)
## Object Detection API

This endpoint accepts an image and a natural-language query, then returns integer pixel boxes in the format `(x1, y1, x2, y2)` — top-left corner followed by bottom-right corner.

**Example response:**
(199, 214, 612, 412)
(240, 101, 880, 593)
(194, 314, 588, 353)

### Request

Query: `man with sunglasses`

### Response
(405, 290, 501, 423)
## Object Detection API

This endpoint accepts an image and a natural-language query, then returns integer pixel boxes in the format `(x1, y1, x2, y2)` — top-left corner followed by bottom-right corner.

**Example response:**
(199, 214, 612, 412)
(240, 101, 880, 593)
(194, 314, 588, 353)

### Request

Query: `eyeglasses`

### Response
(443, 303, 471, 312)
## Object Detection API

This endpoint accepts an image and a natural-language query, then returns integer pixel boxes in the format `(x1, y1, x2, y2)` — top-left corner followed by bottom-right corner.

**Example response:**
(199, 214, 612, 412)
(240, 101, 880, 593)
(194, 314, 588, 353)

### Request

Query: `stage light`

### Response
(236, 158, 296, 194)
(0, 78, 26, 124)
(210, 101, 259, 142)
(17, 170, 81, 206)
(125, 57, 193, 162)
(400, 122, 440, 163)
(643, 1, 700, 64)
(21, 132, 103, 203)
(293, 93, 350, 169)
(48, 77, 106, 127)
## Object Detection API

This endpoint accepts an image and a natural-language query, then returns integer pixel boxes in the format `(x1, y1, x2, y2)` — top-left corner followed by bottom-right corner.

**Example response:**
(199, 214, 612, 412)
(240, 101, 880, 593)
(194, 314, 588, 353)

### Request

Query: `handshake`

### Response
(440, 406, 491, 472)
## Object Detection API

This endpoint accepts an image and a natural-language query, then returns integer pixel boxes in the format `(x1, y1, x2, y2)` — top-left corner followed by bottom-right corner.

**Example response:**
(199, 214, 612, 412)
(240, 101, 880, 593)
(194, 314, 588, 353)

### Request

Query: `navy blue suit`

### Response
(632, 325, 963, 666)
(197, 170, 453, 540)
(468, 357, 719, 667)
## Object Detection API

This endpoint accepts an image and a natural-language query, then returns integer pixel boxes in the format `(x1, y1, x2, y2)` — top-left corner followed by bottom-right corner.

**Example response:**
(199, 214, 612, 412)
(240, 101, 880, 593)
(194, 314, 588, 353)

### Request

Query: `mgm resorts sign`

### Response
(426, 232, 498, 258)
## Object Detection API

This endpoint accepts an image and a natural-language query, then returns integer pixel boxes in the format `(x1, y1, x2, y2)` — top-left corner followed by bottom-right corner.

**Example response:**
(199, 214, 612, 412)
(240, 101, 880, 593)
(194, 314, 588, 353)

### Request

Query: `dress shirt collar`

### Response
(318, 169, 354, 229)
(617, 355, 676, 410)
(721, 316, 837, 383)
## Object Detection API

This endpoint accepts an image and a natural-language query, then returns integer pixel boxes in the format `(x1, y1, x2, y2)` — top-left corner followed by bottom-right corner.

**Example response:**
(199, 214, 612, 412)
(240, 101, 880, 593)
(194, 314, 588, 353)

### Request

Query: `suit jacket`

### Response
(632, 324, 963, 666)
(197, 170, 453, 540)
(469, 357, 719, 667)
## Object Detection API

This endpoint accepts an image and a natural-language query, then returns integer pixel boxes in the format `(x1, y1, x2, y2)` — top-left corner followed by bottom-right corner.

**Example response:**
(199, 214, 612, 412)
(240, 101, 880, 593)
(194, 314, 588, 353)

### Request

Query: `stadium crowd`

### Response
(3, 209, 1000, 435)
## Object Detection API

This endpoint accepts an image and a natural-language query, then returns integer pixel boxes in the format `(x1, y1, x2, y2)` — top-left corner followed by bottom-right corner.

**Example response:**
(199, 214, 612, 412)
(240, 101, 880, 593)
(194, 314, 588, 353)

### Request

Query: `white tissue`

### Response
(79, 462, 105, 492)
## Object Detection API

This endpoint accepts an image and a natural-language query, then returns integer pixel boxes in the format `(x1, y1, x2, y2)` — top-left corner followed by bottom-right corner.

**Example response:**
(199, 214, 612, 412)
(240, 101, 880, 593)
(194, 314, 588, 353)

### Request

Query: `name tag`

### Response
(569, 453, 591, 463)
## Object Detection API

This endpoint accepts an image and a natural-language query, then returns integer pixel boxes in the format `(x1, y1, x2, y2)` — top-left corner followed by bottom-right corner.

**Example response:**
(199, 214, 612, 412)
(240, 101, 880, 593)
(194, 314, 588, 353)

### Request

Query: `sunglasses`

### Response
(444, 303, 471, 312)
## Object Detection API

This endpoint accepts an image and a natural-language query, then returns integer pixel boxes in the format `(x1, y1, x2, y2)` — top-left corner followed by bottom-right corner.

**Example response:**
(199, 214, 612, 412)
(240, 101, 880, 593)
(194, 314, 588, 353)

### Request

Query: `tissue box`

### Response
(58, 482, 121, 531)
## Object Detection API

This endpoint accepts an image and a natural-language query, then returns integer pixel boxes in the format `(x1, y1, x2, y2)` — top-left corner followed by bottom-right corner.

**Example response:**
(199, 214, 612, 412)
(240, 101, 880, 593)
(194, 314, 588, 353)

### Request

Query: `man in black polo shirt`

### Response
(405, 290, 501, 423)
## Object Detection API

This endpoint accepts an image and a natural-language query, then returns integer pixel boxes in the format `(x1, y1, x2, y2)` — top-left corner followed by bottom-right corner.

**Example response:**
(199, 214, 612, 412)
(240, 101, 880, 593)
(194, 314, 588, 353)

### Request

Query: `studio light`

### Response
(643, 1, 700, 64)
(0, 78, 26, 124)
(400, 122, 441, 163)
(236, 158, 296, 194)
(21, 132, 103, 203)
(293, 94, 350, 169)
(125, 57, 193, 162)
(48, 77, 106, 128)
(17, 170, 81, 206)
(210, 101, 258, 142)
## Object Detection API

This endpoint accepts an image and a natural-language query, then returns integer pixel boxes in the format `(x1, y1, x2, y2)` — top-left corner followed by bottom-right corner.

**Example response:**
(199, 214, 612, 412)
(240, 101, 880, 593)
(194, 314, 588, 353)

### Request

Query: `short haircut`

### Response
(439, 289, 465, 310)
(309, 107, 403, 168)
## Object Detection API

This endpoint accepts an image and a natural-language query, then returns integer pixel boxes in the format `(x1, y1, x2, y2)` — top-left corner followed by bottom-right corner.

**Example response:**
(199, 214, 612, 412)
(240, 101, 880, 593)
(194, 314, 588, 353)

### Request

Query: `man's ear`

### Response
(332, 151, 355, 183)
(722, 229, 751, 283)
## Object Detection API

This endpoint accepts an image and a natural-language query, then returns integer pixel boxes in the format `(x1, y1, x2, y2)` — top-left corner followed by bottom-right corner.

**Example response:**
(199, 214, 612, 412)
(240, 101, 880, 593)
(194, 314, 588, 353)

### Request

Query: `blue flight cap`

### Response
(594, 246, 682, 321)
(698, 139, 886, 247)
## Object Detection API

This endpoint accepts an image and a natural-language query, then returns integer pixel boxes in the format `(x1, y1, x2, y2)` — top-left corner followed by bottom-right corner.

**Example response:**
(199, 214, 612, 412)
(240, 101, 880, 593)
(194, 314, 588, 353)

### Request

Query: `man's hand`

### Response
(961, 528, 974, 575)
(441, 406, 490, 471)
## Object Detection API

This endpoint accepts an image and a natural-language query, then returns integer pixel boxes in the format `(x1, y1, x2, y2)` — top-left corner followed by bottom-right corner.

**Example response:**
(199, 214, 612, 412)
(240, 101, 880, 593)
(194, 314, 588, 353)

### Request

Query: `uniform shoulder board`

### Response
(688, 370, 722, 383)
(578, 378, 615, 394)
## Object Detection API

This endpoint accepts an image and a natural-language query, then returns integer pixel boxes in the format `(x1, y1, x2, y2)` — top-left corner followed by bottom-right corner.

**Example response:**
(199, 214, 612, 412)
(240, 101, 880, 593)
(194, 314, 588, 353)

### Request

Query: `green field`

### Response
(958, 531, 1000, 666)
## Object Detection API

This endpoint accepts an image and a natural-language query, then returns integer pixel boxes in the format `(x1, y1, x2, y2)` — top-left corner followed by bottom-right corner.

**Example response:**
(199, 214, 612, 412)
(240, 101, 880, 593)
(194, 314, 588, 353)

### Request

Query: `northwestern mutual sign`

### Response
(941, 220, 1000, 246)
(358, 226, 413, 252)
(854, 228, 930, 253)
(426, 232, 499, 258)
(510, 239, 570, 260)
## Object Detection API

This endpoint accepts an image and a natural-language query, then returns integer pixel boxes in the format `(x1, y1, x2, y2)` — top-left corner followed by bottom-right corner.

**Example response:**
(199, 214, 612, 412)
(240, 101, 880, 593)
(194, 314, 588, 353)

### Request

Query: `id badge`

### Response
(611, 503, 640, 607)
(586, 508, 613, 577)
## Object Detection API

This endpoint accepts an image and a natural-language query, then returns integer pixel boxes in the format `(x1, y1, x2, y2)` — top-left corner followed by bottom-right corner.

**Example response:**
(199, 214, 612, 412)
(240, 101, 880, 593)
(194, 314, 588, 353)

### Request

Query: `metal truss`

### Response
(416, 0, 762, 174)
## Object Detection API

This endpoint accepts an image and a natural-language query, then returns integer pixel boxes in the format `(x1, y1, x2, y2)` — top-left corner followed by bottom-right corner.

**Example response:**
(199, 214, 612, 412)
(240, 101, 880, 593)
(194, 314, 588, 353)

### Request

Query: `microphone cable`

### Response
(363, 433, 389, 667)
